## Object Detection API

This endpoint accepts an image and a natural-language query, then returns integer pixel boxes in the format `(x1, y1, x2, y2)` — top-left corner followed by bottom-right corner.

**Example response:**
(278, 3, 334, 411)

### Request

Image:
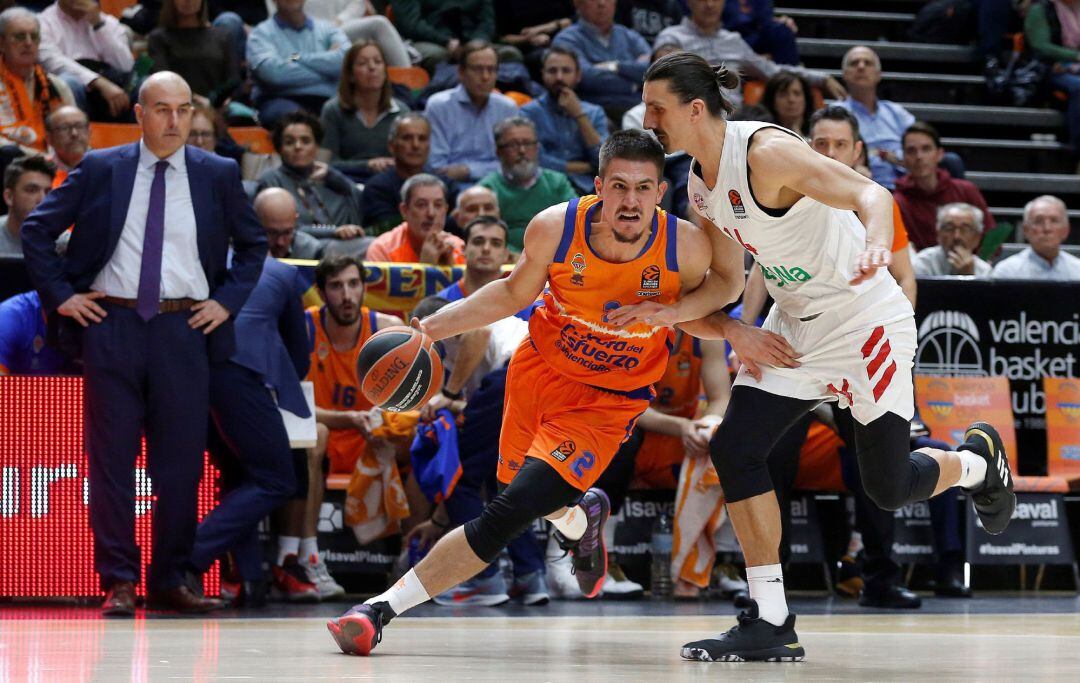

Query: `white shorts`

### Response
(734, 283, 916, 425)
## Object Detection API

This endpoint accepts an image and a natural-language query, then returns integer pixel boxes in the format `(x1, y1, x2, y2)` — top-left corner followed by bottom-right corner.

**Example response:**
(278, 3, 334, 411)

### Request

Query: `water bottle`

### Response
(650, 512, 673, 599)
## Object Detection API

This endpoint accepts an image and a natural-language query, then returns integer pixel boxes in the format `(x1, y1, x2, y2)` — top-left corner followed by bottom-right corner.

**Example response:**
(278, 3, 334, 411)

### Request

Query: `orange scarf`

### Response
(0, 60, 63, 151)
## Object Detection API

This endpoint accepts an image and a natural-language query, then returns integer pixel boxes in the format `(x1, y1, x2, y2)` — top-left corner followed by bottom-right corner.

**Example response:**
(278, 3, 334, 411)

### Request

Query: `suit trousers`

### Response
(190, 361, 296, 578)
(83, 304, 209, 592)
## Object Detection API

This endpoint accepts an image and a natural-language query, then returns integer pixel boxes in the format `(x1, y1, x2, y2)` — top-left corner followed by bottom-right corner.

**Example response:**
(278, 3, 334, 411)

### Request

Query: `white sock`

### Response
(300, 536, 319, 563)
(365, 569, 430, 616)
(550, 505, 588, 541)
(277, 536, 300, 565)
(955, 449, 988, 490)
(746, 564, 789, 626)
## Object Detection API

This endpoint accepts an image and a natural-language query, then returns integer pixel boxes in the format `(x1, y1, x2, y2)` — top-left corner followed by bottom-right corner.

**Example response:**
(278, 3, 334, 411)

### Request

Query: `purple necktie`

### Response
(135, 160, 169, 321)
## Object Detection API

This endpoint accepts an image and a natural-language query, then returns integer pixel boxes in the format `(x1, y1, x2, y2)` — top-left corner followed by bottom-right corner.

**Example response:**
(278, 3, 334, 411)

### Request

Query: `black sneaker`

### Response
(960, 422, 1016, 535)
(327, 602, 394, 656)
(553, 488, 610, 598)
(681, 601, 805, 662)
(858, 583, 921, 609)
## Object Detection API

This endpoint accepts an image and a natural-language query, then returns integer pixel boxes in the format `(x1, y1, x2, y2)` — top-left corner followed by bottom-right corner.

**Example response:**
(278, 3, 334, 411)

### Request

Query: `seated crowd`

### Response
(1, 0, 1079, 615)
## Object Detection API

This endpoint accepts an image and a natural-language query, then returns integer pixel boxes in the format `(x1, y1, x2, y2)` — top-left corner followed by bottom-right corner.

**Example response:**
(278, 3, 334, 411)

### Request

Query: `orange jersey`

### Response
(528, 195, 681, 393)
(306, 305, 380, 473)
(891, 201, 910, 253)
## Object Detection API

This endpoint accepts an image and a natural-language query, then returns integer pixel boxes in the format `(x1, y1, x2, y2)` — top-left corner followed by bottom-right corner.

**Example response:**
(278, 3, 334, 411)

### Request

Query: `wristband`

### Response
(441, 387, 463, 400)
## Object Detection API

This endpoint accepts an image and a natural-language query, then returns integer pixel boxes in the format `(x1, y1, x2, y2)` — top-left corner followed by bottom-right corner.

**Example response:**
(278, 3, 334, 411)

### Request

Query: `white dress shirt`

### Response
(38, 3, 135, 76)
(92, 142, 209, 300)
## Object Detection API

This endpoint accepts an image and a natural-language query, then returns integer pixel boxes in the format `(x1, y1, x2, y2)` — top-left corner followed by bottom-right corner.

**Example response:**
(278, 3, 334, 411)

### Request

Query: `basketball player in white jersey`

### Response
(608, 52, 1016, 662)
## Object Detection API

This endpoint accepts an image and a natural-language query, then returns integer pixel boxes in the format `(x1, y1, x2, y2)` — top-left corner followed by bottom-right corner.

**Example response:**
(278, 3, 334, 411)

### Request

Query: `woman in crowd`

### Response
(320, 41, 410, 180)
(148, 0, 241, 103)
(763, 72, 814, 139)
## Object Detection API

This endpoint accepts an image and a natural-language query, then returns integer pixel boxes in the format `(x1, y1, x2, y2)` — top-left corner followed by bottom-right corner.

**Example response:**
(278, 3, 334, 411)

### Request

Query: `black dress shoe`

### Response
(147, 585, 226, 613)
(102, 581, 136, 617)
(934, 578, 973, 598)
(240, 580, 268, 608)
(859, 584, 922, 609)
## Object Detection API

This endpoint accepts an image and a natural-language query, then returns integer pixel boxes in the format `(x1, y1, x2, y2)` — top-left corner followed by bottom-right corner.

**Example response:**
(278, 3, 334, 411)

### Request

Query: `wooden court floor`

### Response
(3, 608, 1080, 681)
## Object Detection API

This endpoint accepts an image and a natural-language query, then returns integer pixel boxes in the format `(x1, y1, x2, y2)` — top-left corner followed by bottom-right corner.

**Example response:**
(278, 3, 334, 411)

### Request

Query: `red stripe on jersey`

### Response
(873, 360, 898, 401)
(866, 339, 892, 379)
(861, 326, 885, 359)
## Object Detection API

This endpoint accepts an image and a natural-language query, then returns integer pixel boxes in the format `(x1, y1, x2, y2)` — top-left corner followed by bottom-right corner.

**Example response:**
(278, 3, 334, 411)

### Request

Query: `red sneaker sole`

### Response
(327, 616, 376, 656)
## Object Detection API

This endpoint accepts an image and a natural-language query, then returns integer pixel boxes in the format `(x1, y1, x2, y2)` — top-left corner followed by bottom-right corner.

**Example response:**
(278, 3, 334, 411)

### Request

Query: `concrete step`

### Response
(901, 103, 1064, 136)
(780, 0, 929, 11)
(968, 173, 1080, 216)
(943, 137, 1074, 175)
(989, 207, 1080, 234)
(822, 70, 985, 104)
(779, 7, 916, 41)
(798, 38, 978, 73)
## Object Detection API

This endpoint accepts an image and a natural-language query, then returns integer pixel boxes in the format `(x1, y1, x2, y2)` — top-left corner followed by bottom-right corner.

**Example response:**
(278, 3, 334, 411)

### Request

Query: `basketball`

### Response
(356, 326, 443, 412)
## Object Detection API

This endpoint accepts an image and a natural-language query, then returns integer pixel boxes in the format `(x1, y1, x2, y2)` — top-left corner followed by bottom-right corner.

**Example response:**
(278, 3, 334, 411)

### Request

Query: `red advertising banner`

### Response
(1044, 377, 1080, 478)
(915, 375, 1018, 472)
(0, 376, 219, 597)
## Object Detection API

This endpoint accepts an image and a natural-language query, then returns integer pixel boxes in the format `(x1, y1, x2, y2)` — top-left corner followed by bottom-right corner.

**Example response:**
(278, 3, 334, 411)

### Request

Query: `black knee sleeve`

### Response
(856, 413, 941, 511)
(713, 419, 774, 503)
(463, 458, 581, 563)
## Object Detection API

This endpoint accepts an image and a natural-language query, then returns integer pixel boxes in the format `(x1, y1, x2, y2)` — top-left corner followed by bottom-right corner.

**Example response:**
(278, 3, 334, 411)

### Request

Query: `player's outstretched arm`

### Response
(605, 216, 744, 328)
(418, 205, 563, 341)
(750, 131, 894, 285)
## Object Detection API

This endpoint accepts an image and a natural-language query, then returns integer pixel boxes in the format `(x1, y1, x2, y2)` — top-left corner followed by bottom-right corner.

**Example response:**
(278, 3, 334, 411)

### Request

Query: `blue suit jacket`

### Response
(20, 143, 266, 361)
(230, 256, 311, 417)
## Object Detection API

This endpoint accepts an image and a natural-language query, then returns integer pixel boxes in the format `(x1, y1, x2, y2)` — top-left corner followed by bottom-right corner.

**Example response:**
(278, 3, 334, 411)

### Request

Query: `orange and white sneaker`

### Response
(304, 553, 345, 599)
(271, 554, 319, 603)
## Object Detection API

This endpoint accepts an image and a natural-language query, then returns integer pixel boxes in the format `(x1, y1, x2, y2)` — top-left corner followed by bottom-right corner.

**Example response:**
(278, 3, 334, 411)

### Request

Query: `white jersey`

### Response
(687, 120, 899, 319)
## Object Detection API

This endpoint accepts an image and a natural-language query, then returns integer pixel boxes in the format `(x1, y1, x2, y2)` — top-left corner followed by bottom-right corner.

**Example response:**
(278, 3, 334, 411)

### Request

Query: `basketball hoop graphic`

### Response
(915, 311, 985, 377)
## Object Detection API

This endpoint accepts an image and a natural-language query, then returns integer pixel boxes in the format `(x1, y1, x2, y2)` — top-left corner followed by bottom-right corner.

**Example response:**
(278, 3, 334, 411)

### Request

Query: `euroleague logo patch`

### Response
(640, 264, 661, 290)
(728, 189, 746, 216)
(551, 440, 576, 462)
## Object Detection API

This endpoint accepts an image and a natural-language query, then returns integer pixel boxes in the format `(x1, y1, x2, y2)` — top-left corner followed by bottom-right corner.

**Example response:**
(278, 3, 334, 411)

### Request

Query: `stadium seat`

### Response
(228, 127, 275, 155)
(388, 66, 430, 92)
(327, 474, 350, 491)
(100, 0, 137, 17)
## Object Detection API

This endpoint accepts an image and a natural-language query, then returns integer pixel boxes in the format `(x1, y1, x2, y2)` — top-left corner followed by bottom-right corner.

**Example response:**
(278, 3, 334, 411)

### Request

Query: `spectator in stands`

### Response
(0, 155, 55, 258)
(186, 104, 218, 152)
(255, 187, 324, 259)
(287, 254, 404, 601)
(363, 113, 451, 234)
(436, 215, 512, 304)
(807, 106, 916, 305)
(494, 1, 574, 75)
(148, 0, 242, 106)
(38, 0, 133, 121)
(320, 41, 410, 181)
(521, 45, 608, 194)
(616, 0, 684, 44)
(836, 45, 921, 190)
(44, 105, 88, 186)
(763, 72, 813, 138)
(552, 0, 651, 112)
(1026, 0, 1080, 156)
(257, 111, 366, 249)
(394, 0, 519, 72)
(722, 0, 799, 65)
(304, 0, 412, 67)
(425, 40, 518, 183)
(247, 0, 348, 129)
(653, 0, 844, 111)
(0, 8, 73, 156)
(479, 117, 576, 249)
(893, 122, 995, 251)
(993, 195, 1080, 279)
(365, 173, 465, 264)
(0, 290, 67, 375)
(450, 185, 500, 237)
(913, 203, 994, 278)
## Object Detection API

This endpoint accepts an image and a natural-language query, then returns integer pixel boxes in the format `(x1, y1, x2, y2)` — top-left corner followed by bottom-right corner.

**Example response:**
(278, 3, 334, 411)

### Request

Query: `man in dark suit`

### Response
(190, 252, 311, 607)
(20, 72, 266, 616)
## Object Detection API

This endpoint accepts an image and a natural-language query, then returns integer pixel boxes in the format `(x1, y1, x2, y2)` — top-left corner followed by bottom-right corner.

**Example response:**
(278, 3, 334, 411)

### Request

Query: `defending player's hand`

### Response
(725, 319, 800, 381)
(850, 246, 892, 285)
(604, 301, 678, 328)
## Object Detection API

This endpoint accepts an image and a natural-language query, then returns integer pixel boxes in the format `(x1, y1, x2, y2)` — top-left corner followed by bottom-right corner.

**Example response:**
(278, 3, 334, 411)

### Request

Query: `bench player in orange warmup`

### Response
(328, 129, 733, 656)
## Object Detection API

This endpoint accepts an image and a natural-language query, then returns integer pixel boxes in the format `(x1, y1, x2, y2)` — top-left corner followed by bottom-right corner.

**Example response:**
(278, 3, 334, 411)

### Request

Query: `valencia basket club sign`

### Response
(0, 376, 219, 598)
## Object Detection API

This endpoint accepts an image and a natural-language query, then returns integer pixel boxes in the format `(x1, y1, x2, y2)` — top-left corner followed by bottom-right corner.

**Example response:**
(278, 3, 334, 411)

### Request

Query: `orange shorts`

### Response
(498, 340, 651, 491)
(326, 429, 365, 474)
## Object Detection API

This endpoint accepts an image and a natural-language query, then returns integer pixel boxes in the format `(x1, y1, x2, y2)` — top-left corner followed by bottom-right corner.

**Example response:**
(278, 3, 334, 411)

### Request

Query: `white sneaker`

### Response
(601, 563, 643, 600)
(545, 533, 583, 599)
(713, 562, 748, 595)
(304, 553, 346, 599)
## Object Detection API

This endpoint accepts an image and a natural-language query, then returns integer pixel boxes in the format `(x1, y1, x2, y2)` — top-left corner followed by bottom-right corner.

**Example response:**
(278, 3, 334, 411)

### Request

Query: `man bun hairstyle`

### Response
(644, 51, 739, 118)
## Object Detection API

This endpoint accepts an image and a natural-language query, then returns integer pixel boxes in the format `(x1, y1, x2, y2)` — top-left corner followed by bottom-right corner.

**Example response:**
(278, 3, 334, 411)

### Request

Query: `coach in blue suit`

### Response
(20, 73, 266, 616)
(189, 250, 311, 605)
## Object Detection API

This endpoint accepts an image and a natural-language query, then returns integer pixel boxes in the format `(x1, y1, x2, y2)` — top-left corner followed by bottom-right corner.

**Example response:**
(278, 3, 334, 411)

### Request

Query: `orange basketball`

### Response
(356, 326, 443, 412)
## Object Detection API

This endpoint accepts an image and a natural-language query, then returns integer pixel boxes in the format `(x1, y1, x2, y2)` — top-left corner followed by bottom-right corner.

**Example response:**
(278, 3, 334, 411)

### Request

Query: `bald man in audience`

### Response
(45, 105, 90, 186)
(255, 188, 323, 260)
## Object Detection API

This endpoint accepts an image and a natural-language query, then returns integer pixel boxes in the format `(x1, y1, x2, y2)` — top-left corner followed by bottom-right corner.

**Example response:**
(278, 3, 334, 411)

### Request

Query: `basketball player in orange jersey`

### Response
(607, 52, 1015, 662)
(328, 129, 726, 656)
(276, 255, 402, 601)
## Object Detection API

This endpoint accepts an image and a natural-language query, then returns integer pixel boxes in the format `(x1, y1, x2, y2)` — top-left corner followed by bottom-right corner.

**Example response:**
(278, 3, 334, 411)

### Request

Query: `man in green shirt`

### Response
(478, 116, 578, 251)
